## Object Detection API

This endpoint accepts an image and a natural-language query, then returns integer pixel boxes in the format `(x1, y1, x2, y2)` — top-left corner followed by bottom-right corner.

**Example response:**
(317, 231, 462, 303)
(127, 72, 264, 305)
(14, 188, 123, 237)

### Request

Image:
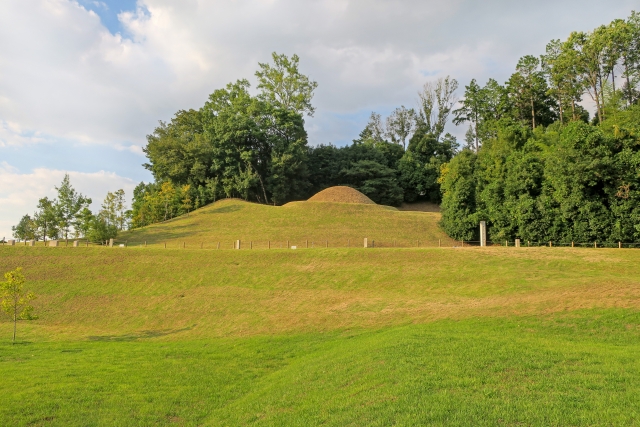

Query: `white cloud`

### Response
(0, 0, 638, 237)
(1, 0, 637, 150)
(0, 163, 137, 239)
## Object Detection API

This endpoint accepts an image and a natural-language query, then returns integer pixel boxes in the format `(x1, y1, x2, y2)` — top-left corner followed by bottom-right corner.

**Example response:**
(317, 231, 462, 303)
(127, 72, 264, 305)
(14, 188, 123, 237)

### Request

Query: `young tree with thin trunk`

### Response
(1, 268, 37, 344)
(114, 189, 127, 230)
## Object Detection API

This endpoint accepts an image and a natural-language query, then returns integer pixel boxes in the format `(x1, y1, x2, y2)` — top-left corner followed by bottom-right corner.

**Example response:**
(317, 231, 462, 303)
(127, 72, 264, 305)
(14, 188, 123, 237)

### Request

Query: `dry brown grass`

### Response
(307, 186, 376, 204)
(1, 246, 639, 341)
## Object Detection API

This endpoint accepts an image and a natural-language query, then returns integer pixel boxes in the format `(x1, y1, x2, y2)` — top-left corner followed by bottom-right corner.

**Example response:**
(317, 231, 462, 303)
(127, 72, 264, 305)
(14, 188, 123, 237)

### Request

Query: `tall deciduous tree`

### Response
(566, 29, 608, 123)
(418, 76, 459, 141)
(386, 106, 417, 150)
(255, 52, 318, 117)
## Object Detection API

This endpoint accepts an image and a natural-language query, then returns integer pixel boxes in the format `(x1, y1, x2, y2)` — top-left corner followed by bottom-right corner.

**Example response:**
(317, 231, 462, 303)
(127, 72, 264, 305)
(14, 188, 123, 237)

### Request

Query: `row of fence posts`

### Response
(1, 232, 634, 249)
(0, 238, 106, 247)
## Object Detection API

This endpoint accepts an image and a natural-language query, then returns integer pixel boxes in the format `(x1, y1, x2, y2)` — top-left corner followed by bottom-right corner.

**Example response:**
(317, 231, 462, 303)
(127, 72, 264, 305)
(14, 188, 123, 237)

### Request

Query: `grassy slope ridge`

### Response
(119, 199, 455, 247)
(1, 246, 640, 425)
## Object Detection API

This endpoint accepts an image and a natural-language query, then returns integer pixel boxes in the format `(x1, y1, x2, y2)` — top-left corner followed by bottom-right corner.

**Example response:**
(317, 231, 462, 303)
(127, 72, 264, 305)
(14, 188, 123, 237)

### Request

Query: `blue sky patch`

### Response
(78, 0, 139, 35)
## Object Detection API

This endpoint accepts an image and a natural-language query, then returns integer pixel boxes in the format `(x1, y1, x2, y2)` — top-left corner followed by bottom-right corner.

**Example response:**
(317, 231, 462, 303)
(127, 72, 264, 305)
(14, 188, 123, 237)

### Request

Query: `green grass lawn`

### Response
(1, 245, 640, 425)
(117, 199, 455, 248)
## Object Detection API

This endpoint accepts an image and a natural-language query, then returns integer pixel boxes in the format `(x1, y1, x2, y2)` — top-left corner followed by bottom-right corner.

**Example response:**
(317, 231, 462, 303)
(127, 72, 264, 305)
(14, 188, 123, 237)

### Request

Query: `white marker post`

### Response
(480, 221, 487, 247)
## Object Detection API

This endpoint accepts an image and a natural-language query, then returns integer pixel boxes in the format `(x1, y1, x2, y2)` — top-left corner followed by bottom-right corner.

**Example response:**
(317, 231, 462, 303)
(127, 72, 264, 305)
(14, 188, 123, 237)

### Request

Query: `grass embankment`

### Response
(1, 246, 640, 425)
(119, 199, 454, 248)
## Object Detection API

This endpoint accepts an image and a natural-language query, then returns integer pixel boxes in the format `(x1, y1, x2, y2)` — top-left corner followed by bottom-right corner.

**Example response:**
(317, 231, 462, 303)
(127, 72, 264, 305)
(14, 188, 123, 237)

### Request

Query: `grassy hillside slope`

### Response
(1, 246, 640, 425)
(119, 199, 455, 248)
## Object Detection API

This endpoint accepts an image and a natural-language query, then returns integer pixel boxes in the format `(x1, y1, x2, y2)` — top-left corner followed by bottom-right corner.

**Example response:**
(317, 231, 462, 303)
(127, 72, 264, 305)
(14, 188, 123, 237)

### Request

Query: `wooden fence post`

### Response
(594, 242, 597, 249)
(268, 240, 271, 249)
(217, 242, 220, 250)
(164, 242, 166, 249)
(326, 240, 328, 248)
(619, 241, 622, 249)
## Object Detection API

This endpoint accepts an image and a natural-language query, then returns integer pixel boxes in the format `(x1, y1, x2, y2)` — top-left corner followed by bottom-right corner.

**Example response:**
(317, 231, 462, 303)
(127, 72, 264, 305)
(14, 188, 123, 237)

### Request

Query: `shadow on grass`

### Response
(206, 204, 244, 214)
(1, 341, 34, 347)
(87, 325, 195, 342)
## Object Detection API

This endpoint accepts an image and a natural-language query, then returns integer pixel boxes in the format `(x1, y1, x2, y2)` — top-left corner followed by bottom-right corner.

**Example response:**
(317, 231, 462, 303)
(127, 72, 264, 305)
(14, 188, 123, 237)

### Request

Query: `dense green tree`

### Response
(438, 150, 478, 240)
(385, 106, 416, 149)
(86, 217, 118, 244)
(506, 55, 558, 128)
(399, 129, 458, 203)
(11, 215, 38, 241)
(340, 160, 403, 206)
(34, 197, 59, 242)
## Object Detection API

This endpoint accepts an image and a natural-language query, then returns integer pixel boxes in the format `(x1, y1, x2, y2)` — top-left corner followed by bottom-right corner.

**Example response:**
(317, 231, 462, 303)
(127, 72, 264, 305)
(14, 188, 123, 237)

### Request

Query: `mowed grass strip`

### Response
(2, 246, 640, 425)
(118, 199, 455, 248)
(1, 311, 639, 426)
(0, 246, 639, 340)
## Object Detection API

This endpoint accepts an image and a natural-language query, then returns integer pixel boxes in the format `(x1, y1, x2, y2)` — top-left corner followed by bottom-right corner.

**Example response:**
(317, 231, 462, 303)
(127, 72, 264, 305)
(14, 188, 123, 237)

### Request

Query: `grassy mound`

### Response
(119, 198, 453, 248)
(307, 186, 375, 204)
(1, 246, 640, 425)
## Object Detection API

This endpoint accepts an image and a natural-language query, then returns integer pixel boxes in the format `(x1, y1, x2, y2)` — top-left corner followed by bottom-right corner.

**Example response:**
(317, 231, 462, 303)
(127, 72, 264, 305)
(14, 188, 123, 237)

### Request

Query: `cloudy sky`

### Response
(0, 0, 637, 238)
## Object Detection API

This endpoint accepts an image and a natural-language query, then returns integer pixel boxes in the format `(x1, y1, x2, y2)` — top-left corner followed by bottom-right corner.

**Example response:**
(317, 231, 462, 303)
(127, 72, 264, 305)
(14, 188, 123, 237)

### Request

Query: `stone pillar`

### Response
(28, 240, 35, 247)
(364, 238, 368, 248)
(480, 221, 487, 247)
(515, 239, 521, 248)
(235, 240, 241, 250)
(49, 240, 59, 247)
(73, 241, 79, 247)
(7, 240, 15, 246)
(108, 238, 114, 247)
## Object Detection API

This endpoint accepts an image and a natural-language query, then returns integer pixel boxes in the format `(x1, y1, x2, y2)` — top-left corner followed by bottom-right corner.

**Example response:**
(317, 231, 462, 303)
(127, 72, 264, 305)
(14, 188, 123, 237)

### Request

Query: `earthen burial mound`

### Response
(307, 186, 376, 205)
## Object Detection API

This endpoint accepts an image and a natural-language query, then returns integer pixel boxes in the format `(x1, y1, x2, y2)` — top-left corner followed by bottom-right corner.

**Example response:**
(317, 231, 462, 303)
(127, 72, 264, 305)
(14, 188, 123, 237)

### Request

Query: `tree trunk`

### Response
(571, 100, 576, 122)
(624, 62, 632, 106)
(474, 111, 479, 154)
(13, 304, 17, 344)
(597, 74, 605, 122)
(530, 96, 536, 129)
(594, 84, 602, 124)
(558, 95, 564, 124)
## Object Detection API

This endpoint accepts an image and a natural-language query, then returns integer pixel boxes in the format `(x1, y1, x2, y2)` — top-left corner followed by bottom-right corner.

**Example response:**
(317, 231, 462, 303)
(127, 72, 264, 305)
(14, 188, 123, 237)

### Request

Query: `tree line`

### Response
(11, 174, 130, 244)
(132, 54, 461, 227)
(440, 12, 640, 244)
